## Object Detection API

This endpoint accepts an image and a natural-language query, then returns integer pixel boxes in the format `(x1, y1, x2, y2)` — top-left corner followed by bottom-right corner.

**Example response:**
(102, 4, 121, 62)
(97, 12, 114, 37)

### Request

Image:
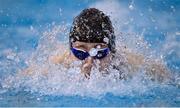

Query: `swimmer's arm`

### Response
(145, 61, 171, 82)
(16, 65, 49, 77)
(16, 66, 34, 77)
(15, 66, 33, 78)
(125, 51, 170, 82)
(20, 51, 70, 77)
(125, 52, 144, 69)
(49, 50, 69, 64)
(17, 45, 69, 77)
(49, 50, 74, 69)
(49, 54, 65, 64)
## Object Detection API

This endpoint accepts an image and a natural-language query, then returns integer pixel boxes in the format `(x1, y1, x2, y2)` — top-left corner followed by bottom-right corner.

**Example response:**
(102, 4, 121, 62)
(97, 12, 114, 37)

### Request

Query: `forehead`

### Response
(73, 41, 107, 46)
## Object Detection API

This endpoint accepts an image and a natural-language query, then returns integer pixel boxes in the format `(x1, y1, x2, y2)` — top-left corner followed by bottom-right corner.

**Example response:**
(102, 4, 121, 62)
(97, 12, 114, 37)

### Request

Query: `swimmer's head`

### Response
(69, 8, 116, 53)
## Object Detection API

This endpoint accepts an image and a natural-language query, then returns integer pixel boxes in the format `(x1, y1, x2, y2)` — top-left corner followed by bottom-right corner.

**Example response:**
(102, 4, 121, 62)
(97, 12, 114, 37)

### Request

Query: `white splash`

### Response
(0, 24, 166, 98)
(0, 0, 177, 99)
(129, 5, 134, 10)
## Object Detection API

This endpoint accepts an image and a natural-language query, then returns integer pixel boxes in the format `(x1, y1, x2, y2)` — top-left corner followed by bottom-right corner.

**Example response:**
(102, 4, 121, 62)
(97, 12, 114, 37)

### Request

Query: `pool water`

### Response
(0, 86, 179, 107)
(0, 0, 180, 107)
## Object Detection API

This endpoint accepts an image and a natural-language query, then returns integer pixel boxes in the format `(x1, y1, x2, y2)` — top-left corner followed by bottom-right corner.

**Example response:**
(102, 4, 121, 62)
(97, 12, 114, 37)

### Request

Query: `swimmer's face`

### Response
(71, 41, 112, 78)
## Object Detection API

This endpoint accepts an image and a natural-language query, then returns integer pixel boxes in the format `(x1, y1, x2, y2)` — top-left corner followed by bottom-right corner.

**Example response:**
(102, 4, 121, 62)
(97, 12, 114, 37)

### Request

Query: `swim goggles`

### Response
(71, 47, 110, 60)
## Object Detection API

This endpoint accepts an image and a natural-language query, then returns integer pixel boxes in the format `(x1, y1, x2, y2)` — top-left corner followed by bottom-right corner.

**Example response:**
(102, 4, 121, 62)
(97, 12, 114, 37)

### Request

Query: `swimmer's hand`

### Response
(124, 51, 170, 82)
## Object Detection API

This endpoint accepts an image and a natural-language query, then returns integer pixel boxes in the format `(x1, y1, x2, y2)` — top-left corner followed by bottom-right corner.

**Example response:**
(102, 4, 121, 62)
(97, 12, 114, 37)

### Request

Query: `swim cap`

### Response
(69, 8, 116, 53)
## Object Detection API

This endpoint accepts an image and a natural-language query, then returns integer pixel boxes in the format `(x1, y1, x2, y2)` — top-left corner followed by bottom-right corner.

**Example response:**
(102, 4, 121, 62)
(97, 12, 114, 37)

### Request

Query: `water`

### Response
(0, 0, 180, 107)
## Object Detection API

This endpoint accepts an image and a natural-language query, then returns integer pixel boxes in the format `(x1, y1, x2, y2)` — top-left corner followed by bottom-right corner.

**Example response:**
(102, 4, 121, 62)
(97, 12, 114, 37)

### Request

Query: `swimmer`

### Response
(50, 8, 170, 81)
(22, 8, 171, 81)
(55, 8, 116, 78)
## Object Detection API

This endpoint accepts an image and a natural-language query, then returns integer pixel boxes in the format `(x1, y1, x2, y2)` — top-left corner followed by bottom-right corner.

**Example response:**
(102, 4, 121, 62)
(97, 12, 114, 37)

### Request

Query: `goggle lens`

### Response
(71, 47, 109, 60)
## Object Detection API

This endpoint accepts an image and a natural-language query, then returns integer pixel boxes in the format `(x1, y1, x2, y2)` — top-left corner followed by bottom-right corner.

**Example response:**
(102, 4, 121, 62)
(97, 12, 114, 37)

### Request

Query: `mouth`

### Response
(81, 63, 92, 77)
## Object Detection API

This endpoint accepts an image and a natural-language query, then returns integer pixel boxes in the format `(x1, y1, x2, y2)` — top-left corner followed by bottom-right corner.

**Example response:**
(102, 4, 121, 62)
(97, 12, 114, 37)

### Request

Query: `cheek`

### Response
(99, 55, 111, 67)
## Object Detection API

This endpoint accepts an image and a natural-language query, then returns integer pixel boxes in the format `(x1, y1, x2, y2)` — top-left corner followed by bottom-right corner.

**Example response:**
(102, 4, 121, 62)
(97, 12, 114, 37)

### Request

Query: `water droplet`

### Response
(151, 17, 156, 22)
(154, 26, 158, 30)
(140, 13, 144, 16)
(0, 10, 3, 13)
(175, 32, 180, 35)
(37, 98, 40, 101)
(170, 5, 174, 9)
(130, 18, 134, 22)
(160, 55, 163, 59)
(52, 22, 55, 26)
(148, 8, 152, 12)
(129, 5, 134, 10)
(103, 37, 109, 44)
(71, 38, 74, 42)
(102, 22, 105, 28)
(59, 8, 62, 16)
(30, 25, 34, 31)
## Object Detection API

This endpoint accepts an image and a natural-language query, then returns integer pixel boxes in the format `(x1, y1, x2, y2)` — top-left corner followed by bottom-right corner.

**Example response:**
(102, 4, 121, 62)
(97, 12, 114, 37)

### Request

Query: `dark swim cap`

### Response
(69, 8, 116, 53)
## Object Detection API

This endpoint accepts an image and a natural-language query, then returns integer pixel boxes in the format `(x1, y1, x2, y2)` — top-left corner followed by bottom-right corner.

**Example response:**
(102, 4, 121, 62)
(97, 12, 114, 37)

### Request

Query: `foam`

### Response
(0, 24, 167, 98)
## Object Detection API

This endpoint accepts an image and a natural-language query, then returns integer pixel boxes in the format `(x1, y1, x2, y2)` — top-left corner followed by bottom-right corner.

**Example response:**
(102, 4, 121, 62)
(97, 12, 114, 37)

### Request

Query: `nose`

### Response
(81, 57, 94, 78)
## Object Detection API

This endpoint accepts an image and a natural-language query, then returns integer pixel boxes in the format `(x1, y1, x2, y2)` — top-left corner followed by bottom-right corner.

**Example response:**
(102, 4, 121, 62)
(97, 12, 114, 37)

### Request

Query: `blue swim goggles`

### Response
(71, 47, 110, 60)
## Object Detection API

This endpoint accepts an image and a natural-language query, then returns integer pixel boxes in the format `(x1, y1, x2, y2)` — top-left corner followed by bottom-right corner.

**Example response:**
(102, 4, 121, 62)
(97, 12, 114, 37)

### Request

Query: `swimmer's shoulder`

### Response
(49, 50, 70, 64)
(112, 47, 171, 82)
(113, 47, 144, 67)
